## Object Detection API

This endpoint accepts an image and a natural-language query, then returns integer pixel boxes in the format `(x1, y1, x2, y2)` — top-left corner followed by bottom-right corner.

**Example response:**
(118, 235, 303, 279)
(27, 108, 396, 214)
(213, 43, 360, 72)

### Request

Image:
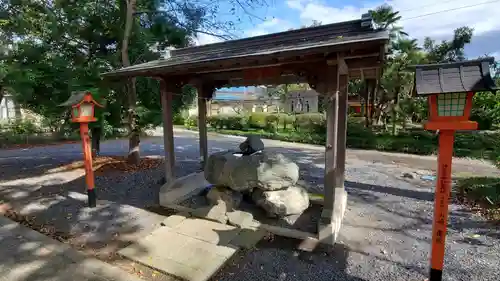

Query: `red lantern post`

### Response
(61, 92, 104, 208)
(413, 58, 497, 281)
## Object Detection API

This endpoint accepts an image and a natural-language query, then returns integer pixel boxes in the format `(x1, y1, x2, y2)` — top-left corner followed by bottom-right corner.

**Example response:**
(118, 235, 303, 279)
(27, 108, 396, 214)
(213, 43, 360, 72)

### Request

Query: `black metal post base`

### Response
(430, 268, 443, 281)
(87, 189, 97, 208)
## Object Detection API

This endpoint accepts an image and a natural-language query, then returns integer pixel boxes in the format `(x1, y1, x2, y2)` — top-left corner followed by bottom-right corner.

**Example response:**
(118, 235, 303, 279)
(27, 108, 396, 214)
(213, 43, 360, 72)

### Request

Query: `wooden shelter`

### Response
(102, 13, 389, 244)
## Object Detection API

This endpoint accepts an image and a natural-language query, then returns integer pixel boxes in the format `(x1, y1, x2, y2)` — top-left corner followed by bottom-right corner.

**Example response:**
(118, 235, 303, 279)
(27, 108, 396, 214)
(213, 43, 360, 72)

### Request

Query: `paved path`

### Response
(0, 215, 143, 281)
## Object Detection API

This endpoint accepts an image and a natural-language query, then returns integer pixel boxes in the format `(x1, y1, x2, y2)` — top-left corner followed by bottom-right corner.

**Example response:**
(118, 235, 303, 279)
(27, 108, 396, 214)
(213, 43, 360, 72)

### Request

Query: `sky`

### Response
(193, 0, 500, 59)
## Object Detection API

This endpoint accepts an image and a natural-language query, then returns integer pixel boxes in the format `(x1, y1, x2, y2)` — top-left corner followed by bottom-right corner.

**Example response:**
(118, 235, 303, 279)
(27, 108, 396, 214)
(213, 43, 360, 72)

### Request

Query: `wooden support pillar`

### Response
(322, 65, 339, 216)
(315, 56, 349, 245)
(335, 73, 349, 189)
(160, 78, 176, 183)
(196, 83, 214, 169)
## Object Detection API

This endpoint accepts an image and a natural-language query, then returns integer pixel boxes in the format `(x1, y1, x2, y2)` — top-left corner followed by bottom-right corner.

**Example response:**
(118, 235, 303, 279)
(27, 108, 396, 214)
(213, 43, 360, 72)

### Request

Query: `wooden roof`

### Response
(59, 91, 88, 107)
(414, 58, 497, 95)
(102, 14, 388, 84)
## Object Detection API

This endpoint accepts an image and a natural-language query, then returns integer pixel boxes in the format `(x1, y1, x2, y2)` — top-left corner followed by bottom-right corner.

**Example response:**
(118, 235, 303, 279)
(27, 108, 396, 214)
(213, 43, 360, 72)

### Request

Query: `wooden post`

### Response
(160, 79, 175, 183)
(317, 56, 349, 245)
(197, 90, 208, 168)
(335, 73, 349, 189)
(429, 130, 455, 281)
(316, 64, 341, 245)
(323, 65, 338, 213)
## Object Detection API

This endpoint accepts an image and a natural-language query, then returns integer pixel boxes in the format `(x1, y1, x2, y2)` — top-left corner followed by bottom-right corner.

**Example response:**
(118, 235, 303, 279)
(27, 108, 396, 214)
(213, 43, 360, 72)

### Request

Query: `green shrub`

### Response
(224, 115, 248, 130)
(276, 114, 295, 130)
(185, 112, 500, 162)
(184, 115, 198, 128)
(249, 113, 267, 129)
(265, 114, 279, 132)
(347, 119, 374, 138)
(294, 113, 325, 132)
(173, 113, 186, 125)
(455, 177, 500, 212)
(207, 115, 219, 128)
(207, 115, 228, 129)
(7, 119, 39, 135)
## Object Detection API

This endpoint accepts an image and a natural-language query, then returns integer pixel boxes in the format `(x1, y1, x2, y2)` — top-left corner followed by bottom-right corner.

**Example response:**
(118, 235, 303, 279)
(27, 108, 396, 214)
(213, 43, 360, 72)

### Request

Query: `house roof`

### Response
(102, 14, 388, 79)
(213, 92, 252, 101)
(413, 58, 497, 95)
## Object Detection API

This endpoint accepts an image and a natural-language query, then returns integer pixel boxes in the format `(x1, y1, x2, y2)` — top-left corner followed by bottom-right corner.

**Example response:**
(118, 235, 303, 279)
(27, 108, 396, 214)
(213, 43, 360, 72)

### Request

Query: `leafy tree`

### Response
(423, 27, 473, 63)
(0, 0, 268, 163)
(369, 4, 407, 42)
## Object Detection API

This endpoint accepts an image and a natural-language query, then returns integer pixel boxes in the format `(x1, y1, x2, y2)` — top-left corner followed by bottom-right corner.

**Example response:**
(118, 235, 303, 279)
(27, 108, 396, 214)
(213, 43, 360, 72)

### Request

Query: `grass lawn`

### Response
(455, 177, 500, 221)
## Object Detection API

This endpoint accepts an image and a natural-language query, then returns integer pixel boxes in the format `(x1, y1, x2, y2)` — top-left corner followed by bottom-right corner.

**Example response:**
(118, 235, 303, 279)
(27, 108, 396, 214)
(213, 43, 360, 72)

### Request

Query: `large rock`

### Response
(194, 203, 228, 224)
(252, 186, 310, 217)
(204, 151, 300, 192)
(239, 136, 265, 155)
(206, 186, 242, 211)
(204, 150, 236, 185)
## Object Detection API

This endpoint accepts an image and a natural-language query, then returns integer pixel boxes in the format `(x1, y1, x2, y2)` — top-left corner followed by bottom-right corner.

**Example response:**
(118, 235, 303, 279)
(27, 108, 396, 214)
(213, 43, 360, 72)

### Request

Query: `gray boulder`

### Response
(204, 151, 300, 192)
(204, 150, 236, 185)
(206, 186, 242, 211)
(252, 185, 310, 217)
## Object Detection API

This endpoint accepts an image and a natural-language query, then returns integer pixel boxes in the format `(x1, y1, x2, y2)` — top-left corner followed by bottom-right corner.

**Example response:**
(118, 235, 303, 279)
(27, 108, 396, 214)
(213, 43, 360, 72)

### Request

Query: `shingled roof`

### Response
(414, 58, 497, 95)
(102, 14, 388, 78)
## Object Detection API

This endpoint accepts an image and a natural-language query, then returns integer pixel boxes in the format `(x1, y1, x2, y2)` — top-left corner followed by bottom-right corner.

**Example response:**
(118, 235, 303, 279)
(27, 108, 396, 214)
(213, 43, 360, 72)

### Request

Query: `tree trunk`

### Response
(363, 80, 371, 128)
(369, 80, 377, 126)
(122, 0, 140, 165)
(391, 104, 397, 135)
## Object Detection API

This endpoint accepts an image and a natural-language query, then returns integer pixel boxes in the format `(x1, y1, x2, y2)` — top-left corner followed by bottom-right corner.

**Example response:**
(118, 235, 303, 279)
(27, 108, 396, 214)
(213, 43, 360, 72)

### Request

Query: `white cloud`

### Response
(286, 0, 500, 43)
(193, 33, 224, 46)
(193, 18, 291, 45)
(245, 18, 294, 37)
(192, 0, 500, 58)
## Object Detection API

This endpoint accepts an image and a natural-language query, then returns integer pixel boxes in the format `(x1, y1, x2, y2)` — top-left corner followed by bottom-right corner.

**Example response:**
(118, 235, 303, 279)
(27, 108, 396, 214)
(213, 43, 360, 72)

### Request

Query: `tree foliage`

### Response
(0, 0, 269, 160)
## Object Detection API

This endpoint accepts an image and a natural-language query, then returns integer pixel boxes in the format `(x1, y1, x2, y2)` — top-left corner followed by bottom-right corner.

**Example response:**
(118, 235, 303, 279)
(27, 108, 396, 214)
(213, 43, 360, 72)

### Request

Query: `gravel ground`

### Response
(0, 129, 499, 281)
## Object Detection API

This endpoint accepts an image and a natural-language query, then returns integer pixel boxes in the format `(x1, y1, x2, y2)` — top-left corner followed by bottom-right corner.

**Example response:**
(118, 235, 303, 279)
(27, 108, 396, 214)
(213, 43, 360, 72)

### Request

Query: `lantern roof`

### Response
(59, 91, 104, 108)
(412, 57, 497, 96)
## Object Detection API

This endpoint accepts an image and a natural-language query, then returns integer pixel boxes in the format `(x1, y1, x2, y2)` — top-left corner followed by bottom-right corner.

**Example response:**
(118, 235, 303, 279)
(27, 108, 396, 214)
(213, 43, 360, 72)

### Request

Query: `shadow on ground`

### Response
(210, 235, 366, 281)
(0, 215, 152, 281)
(0, 174, 154, 260)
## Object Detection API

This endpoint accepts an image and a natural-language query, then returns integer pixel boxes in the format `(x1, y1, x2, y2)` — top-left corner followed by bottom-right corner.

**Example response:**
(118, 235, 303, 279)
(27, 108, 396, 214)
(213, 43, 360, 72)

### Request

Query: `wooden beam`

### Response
(338, 54, 348, 75)
(201, 57, 380, 86)
(334, 73, 349, 189)
(324, 65, 338, 207)
(159, 78, 176, 183)
(194, 81, 215, 168)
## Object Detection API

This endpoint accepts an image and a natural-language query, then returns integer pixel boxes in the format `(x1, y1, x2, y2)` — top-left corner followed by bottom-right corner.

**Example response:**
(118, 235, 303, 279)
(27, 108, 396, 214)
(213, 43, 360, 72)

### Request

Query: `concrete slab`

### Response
(161, 214, 188, 228)
(172, 218, 241, 245)
(162, 202, 320, 243)
(159, 172, 208, 206)
(118, 217, 245, 281)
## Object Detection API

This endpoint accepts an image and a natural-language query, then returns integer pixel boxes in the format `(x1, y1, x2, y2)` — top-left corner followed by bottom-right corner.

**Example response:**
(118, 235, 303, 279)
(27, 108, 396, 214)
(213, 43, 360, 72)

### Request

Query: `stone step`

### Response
(119, 216, 263, 281)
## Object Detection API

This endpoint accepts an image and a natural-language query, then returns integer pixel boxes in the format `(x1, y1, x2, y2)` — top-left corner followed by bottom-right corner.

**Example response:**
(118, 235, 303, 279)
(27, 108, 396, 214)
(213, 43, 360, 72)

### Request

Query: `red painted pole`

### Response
(79, 123, 96, 208)
(429, 129, 455, 281)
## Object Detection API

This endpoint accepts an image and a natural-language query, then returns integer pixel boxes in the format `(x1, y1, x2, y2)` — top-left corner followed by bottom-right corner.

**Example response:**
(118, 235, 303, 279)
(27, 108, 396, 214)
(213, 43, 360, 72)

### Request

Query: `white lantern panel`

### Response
(79, 103, 94, 117)
(437, 93, 467, 117)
